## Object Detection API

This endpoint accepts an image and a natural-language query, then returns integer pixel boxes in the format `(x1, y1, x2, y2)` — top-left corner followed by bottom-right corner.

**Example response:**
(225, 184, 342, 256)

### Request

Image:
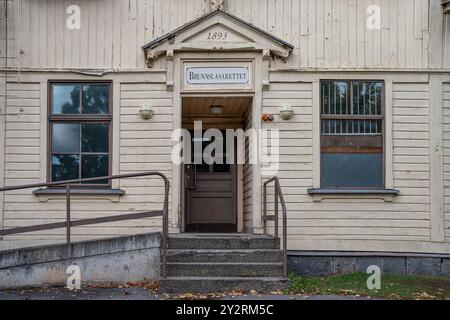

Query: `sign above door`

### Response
(186, 67, 250, 85)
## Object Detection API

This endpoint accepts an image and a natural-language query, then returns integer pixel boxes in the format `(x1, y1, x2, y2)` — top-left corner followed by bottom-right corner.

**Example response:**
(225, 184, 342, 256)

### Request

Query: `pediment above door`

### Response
(142, 10, 294, 67)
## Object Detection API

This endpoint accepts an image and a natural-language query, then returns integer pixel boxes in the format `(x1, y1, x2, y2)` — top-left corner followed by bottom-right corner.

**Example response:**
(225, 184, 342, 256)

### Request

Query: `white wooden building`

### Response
(1, 0, 450, 275)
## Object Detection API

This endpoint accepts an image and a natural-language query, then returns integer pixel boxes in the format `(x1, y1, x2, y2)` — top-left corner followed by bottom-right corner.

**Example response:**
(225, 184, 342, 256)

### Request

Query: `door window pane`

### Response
(51, 123, 80, 153)
(82, 84, 109, 114)
(213, 164, 231, 173)
(82, 123, 109, 153)
(51, 155, 80, 182)
(52, 84, 81, 114)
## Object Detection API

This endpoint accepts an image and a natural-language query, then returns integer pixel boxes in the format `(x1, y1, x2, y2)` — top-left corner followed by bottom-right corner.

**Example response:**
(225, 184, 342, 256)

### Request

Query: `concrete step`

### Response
(159, 277, 288, 294)
(167, 262, 284, 277)
(167, 249, 283, 263)
(168, 235, 280, 250)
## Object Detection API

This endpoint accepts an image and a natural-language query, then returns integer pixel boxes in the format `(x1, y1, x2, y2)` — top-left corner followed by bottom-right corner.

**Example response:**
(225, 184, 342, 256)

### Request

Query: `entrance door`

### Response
(185, 133, 237, 232)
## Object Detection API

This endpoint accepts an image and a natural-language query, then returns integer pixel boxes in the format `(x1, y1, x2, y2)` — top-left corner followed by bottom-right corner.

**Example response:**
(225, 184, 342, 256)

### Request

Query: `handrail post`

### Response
(263, 177, 288, 278)
(277, 179, 288, 278)
(283, 202, 287, 278)
(66, 184, 71, 257)
(263, 184, 267, 234)
(274, 185, 279, 238)
(161, 179, 170, 278)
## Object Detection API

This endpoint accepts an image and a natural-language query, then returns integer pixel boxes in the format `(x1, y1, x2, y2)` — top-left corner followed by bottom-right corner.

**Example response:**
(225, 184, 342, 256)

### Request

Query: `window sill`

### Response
(33, 188, 125, 203)
(307, 188, 400, 202)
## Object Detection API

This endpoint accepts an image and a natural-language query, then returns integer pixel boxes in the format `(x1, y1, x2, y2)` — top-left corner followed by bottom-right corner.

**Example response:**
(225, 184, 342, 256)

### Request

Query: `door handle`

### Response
(187, 165, 197, 190)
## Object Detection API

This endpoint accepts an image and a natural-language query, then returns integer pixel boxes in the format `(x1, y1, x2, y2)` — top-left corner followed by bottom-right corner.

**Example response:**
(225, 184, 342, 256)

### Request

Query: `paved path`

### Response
(0, 287, 375, 300)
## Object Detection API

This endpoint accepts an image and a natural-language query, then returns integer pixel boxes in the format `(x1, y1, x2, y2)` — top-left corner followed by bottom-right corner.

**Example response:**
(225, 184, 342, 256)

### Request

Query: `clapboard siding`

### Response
(1, 79, 174, 248)
(0, 72, 5, 234)
(392, 82, 431, 238)
(118, 81, 173, 232)
(2, 0, 436, 70)
(259, 80, 432, 246)
(243, 106, 253, 232)
(0, 76, 445, 252)
(443, 82, 450, 241)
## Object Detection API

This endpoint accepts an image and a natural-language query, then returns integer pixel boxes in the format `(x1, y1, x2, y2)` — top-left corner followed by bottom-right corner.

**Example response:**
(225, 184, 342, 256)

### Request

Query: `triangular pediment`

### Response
(182, 23, 253, 44)
(142, 10, 293, 67)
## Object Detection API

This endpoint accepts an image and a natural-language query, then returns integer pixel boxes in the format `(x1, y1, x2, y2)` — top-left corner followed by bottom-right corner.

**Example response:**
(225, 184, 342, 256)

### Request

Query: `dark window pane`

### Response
(196, 164, 210, 173)
(82, 123, 109, 153)
(52, 155, 80, 182)
(213, 164, 231, 173)
(352, 82, 382, 116)
(52, 123, 80, 153)
(82, 84, 109, 114)
(321, 153, 383, 188)
(81, 155, 109, 184)
(322, 82, 330, 114)
(322, 82, 348, 115)
(52, 84, 81, 114)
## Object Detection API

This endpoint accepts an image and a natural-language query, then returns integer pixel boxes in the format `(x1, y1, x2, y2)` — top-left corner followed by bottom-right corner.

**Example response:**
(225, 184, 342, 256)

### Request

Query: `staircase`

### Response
(159, 234, 288, 293)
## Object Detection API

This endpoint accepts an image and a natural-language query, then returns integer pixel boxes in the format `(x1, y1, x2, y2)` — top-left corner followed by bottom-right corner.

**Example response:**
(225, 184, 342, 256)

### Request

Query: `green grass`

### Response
(286, 273, 450, 300)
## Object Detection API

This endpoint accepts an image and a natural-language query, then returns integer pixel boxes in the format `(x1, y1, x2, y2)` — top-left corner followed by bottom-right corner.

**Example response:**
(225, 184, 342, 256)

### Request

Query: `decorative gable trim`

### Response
(444, 0, 450, 14)
(142, 10, 294, 68)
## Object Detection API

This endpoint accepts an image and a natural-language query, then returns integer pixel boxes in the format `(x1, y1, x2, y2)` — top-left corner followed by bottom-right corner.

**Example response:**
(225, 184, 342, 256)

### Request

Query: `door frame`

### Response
(179, 101, 247, 233)
(172, 52, 263, 235)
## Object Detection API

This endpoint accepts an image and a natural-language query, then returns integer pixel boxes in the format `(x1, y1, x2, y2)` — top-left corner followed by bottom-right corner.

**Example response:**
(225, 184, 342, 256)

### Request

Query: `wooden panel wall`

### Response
(0, 78, 173, 250)
(227, 0, 430, 69)
(259, 80, 434, 252)
(445, 13, 450, 68)
(243, 107, 253, 232)
(6, 0, 210, 70)
(3, 0, 439, 70)
(0, 1, 7, 68)
(443, 82, 450, 241)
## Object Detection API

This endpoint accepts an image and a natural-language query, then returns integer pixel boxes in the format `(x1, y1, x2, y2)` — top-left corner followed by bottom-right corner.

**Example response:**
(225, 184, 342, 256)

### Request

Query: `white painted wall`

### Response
(1, 0, 450, 254)
(3, 0, 449, 70)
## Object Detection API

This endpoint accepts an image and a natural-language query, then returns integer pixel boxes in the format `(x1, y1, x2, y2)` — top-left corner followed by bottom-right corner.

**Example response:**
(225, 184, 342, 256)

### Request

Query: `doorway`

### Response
(185, 131, 237, 232)
(182, 96, 253, 233)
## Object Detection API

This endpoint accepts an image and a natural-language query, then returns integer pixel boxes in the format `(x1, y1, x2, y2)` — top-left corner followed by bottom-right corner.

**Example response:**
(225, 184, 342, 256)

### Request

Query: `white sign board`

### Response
(186, 67, 250, 85)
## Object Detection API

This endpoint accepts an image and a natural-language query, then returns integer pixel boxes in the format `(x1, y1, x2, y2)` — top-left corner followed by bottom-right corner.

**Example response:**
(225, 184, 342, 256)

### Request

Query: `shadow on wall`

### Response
(288, 252, 450, 277)
(0, 233, 161, 289)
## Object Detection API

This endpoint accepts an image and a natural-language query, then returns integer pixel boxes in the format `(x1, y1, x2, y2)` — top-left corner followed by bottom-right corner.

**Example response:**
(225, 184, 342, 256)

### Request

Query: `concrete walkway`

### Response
(0, 287, 376, 300)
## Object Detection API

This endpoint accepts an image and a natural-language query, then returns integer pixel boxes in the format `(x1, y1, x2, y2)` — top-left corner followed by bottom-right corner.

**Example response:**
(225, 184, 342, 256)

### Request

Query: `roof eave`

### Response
(141, 9, 294, 52)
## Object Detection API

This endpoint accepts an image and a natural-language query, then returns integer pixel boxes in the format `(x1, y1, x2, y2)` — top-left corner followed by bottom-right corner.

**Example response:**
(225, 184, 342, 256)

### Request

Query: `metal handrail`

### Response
(263, 177, 287, 278)
(0, 171, 170, 278)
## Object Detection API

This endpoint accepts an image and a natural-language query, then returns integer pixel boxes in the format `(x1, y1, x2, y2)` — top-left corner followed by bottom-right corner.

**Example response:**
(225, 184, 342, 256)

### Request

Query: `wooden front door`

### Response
(185, 133, 237, 232)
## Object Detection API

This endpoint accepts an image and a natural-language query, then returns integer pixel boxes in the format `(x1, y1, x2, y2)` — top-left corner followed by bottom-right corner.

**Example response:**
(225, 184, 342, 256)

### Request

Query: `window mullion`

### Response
(79, 122, 82, 182)
(79, 84, 83, 114)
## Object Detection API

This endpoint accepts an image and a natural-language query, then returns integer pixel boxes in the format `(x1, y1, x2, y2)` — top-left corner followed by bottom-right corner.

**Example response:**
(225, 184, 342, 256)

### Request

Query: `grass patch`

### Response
(286, 273, 450, 300)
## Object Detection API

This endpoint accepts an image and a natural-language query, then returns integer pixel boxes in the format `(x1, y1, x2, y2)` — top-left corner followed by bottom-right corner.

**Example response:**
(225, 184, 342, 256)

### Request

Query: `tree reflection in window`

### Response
(52, 84, 109, 115)
(50, 82, 111, 185)
(320, 80, 384, 188)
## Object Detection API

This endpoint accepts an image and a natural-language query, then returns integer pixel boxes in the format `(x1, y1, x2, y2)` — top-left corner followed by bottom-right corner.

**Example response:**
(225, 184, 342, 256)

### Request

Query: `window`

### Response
(49, 83, 111, 186)
(320, 80, 384, 188)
